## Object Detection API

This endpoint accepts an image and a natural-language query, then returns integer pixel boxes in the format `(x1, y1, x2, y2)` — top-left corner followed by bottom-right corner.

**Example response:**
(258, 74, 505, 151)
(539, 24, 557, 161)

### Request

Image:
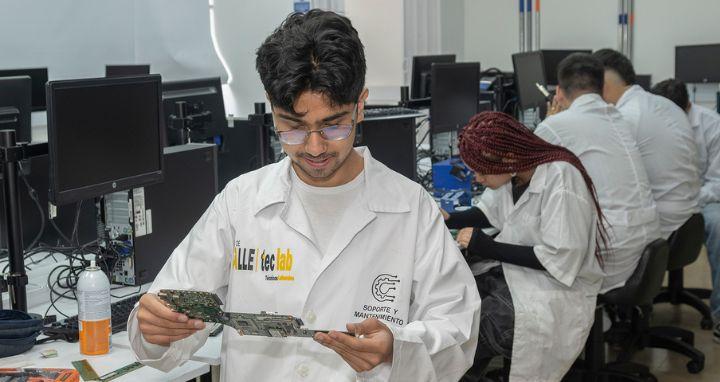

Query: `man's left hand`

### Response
(314, 318, 393, 372)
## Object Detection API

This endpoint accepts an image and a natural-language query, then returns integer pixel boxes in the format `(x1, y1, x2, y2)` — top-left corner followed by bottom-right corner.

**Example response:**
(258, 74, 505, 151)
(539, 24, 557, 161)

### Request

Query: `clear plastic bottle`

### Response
(76, 259, 111, 355)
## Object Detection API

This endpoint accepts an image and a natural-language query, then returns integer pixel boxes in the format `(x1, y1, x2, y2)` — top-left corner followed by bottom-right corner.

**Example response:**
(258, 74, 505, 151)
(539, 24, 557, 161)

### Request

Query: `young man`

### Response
(536, 53, 661, 292)
(126, 10, 480, 381)
(593, 49, 701, 239)
(652, 78, 720, 342)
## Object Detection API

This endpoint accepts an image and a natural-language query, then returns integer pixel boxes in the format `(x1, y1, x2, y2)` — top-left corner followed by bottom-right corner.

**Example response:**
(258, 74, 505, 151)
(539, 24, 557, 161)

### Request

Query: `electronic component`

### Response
(72, 359, 143, 382)
(158, 289, 344, 338)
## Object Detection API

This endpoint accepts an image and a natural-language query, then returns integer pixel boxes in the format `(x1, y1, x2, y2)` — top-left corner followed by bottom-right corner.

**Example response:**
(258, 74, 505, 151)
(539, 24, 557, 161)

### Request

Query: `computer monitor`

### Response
(512, 51, 547, 111)
(411, 54, 456, 99)
(636, 74, 652, 91)
(430, 62, 480, 134)
(46, 75, 164, 205)
(105, 65, 151, 78)
(0, 76, 32, 143)
(675, 44, 720, 83)
(540, 50, 592, 86)
(161, 77, 226, 146)
(0, 68, 48, 111)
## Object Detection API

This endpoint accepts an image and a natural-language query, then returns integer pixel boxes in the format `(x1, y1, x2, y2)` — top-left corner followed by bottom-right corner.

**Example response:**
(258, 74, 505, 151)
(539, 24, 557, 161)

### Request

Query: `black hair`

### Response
(557, 53, 604, 97)
(651, 78, 690, 110)
(592, 49, 636, 86)
(256, 10, 366, 113)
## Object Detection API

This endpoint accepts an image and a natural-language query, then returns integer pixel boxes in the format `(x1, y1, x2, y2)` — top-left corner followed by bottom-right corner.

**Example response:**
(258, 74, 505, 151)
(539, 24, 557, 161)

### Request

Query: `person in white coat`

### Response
(446, 111, 606, 381)
(593, 49, 701, 239)
(126, 10, 481, 382)
(535, 53, 661, 293)
(652, 78, 720, 342)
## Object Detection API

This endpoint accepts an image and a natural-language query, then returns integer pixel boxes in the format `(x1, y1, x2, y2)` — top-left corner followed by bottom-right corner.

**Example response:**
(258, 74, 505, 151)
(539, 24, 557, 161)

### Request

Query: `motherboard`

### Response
(157, 289, 317, 338)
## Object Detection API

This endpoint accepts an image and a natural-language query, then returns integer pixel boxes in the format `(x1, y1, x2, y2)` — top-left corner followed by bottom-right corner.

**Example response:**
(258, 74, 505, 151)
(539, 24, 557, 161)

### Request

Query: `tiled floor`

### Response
(631, 248, 719, 381)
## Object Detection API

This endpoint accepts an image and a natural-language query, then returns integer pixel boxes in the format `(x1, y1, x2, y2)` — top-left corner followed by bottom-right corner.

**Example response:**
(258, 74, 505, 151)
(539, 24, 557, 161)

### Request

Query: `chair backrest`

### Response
(667, 213, 705, 271)
(601, 239, 669, 306)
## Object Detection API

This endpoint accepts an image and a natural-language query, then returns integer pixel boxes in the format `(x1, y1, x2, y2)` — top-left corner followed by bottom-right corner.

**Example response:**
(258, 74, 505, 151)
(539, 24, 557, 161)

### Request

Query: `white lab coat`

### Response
(615, 85, 701, 238)
(688, 103, 720, 206)
(535, 93, 661, 292)
(477, 161, 604, 382)
(127, 147, 481, 382)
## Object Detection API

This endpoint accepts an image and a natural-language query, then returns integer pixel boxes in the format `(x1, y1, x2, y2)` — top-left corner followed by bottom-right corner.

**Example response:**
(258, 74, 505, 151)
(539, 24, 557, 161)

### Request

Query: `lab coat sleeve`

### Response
(533, 171, 596, 287)
(476, 187, 502, 230)
(700, 118, 720, 206)
(127, 187, 234, 372)
(385, 192, 481, 381)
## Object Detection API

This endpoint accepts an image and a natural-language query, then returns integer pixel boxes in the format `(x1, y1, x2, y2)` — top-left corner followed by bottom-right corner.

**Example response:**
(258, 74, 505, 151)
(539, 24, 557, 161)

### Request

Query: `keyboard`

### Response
(47, 293, 145, 342)
(363, 106, 423, 119)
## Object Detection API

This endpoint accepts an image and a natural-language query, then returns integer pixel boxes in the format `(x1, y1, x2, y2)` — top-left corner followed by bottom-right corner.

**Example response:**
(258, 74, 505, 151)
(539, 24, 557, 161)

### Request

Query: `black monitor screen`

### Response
(0, 68, 48, 111)
(512, 51, 547, 110)
(0, 76, 32, 143)
(162, 77, 226, 146)
(541, 49, 592, 86)
(46, 75, 164, 205)
(675, 44, 720, 83)
(106, 65, 151, 78)
(636, 74, 652, 91)
(430, 62, 480, 134)
(411, 55, 456, 99)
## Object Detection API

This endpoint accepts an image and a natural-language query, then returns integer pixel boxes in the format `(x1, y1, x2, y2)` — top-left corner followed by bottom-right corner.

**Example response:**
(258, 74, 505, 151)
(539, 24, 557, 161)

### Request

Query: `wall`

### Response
(346, 0, 405, 103)
(212, 0, 292, 116)
(463, 0, 517, 71)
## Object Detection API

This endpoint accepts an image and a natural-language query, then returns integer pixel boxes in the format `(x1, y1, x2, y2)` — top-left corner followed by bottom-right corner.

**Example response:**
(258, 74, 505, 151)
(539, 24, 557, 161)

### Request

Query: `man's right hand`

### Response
(137, 293, 206, 346)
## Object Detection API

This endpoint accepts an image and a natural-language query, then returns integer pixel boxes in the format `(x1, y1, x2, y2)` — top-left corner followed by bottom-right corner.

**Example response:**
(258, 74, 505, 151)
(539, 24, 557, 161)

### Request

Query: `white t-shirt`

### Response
(291, 167, 365, 256)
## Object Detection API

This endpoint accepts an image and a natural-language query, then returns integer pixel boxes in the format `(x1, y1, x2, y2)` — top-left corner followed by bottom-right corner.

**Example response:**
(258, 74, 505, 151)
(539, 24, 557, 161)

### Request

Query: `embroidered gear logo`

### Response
(371, 274, 400, 302)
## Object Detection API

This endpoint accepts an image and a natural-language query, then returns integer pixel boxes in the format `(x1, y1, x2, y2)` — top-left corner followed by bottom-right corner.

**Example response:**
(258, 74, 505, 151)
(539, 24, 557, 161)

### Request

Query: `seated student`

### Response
(534, 53, 661, 292)
(652, 78, 720, 343)
(593, 49, 701, 239)
(446, 111, 606, 381)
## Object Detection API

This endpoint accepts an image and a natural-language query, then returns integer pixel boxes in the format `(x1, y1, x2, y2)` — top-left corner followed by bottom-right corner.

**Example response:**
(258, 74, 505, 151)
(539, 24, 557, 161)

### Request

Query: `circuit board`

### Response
(157, 289, 322, 338)
(157, 289, 225, 322)
(221, 312, 315, 337)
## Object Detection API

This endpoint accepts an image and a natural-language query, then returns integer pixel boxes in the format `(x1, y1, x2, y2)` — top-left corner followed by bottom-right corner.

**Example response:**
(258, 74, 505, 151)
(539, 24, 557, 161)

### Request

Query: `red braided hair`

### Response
(458, 111, 609, 264)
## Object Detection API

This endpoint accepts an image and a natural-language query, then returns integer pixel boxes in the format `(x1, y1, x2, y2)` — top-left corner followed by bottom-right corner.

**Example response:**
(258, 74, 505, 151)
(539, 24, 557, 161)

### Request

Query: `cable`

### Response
(17, 161, 46, 252)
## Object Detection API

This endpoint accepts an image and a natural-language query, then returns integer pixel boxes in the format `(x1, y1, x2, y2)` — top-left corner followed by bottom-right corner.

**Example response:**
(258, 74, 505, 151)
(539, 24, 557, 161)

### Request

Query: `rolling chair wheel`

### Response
(700, 317, 713, 330)
(686, 359, 704, 374)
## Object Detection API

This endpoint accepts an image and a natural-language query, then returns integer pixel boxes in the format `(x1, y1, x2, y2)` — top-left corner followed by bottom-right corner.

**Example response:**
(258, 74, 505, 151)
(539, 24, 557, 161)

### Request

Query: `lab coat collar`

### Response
(567, 93, 605, 111)
(615, 84, 644, 109)
(252, 146, 411, 216)
(505, 163, 547, 211)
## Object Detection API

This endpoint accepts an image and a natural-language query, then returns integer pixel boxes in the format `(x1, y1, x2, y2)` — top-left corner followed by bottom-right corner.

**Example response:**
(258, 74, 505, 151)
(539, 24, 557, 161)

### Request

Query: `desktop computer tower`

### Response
(0, 154, 97, 250)
(357, 116, 417, 180)
(105, 143, 217, 285)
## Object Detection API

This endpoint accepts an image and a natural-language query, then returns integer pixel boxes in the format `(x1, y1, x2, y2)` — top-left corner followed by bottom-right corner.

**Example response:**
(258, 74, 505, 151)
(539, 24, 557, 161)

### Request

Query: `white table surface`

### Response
(0, 331, 209, 382)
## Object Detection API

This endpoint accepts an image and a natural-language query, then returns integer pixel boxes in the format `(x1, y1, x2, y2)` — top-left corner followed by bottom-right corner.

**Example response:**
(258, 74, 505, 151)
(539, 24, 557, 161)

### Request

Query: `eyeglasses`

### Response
(274, 103, 358, 145)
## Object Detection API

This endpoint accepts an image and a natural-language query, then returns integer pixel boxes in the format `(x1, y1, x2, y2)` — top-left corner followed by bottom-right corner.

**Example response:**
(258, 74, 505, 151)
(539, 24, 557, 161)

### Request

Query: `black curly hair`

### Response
(256, 10, 366, 113)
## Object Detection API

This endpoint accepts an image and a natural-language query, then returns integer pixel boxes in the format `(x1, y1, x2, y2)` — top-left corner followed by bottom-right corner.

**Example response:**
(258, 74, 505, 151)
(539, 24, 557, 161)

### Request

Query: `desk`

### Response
(1, 253, 220, 381)
(0, 332, 209, 382)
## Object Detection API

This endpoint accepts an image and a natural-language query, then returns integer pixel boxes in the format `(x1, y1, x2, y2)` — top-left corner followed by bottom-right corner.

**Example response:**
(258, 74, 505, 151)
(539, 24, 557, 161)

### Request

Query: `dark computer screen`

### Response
(675, 44, 720, 83)
(411, 54, 456, 99)
(0, 68, 48, 111)
(430, 62, 480, 134)
(512, 51, 547, 110)
(0, 76, 32, 143)
(636, 74, 652, 91)
(106, 65, 151, 78)
(161, 77, 226, 146)
(46, 75, 164, 205)
(540, 49, 592, 86)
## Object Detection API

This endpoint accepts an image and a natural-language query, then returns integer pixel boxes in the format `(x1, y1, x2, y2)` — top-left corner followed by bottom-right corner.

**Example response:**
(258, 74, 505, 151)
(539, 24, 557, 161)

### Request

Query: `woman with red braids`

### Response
(446, 111, 606, 381)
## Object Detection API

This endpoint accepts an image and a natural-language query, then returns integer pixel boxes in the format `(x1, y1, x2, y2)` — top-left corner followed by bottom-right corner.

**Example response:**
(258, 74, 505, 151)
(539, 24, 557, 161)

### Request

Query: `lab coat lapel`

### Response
(280, 192, 319, 251)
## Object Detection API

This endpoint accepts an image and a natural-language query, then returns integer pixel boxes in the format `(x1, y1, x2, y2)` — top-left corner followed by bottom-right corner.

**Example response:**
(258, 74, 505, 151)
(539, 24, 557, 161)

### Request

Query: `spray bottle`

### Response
(76, 258, 111, 355)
